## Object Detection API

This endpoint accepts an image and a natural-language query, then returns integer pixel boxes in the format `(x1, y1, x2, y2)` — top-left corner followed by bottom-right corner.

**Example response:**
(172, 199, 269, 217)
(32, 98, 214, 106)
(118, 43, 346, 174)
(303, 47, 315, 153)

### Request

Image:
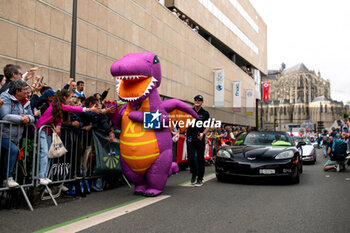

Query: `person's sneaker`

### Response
(39, 178, 49, 185)
(45, 178, 52, 183)
(92, 178, 103, 192)
(5, 177, 19, 188)
(60, 184, 69, 192)
(336, 164, 341, 172)
(190, 175, 196, 185)
(195, 180, 203, 187)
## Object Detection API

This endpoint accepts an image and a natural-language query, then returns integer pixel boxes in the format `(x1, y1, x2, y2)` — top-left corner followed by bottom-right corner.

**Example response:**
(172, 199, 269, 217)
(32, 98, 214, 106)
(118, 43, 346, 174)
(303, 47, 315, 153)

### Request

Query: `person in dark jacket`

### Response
(186, 95, 210, 187)
(94, 87, 110, 105)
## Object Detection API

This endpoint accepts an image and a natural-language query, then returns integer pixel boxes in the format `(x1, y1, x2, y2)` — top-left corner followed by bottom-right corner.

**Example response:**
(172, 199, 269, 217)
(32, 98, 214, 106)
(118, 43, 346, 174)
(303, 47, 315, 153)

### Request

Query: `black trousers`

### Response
(187, 136, 205, 181)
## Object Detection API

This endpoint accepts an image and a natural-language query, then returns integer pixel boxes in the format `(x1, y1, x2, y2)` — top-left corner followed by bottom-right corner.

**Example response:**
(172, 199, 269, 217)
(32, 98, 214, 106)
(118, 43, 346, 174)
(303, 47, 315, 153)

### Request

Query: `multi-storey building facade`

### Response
(0, 0, 267, 126)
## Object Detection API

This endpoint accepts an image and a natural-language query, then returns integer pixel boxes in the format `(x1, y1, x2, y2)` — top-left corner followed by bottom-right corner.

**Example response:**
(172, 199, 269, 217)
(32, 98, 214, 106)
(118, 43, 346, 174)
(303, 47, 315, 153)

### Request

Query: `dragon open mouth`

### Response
(114, 75, 157, 102)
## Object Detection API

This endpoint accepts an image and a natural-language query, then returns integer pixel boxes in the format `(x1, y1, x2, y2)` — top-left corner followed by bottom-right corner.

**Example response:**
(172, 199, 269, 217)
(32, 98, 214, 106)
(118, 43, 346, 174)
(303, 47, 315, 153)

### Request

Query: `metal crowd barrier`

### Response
(0, 121, 133, 211)
(36, 125, 96, 206)
(0, 121, 103, 211)
(0, 120, 37, 211)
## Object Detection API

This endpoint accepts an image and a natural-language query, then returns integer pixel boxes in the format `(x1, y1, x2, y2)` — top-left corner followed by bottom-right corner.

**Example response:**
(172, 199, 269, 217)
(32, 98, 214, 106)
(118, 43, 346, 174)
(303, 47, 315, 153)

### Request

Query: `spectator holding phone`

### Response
(0, 64, 40, 95)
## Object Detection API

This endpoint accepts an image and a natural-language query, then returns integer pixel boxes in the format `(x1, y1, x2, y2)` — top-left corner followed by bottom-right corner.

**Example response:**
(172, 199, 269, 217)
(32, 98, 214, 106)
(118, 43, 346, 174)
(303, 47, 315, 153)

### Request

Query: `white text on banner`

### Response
(233, 81, 241, 112)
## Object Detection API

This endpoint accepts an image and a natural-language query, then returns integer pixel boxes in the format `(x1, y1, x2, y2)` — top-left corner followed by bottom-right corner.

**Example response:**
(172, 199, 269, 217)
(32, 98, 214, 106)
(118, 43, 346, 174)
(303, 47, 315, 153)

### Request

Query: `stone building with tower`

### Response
(261, 63, 345, 132)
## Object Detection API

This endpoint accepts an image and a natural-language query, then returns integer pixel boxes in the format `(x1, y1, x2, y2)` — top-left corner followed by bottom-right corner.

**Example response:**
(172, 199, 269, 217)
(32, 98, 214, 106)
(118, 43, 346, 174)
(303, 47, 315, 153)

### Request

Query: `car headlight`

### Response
(217, 150, 231, 159)
(275, 150, 294, 160)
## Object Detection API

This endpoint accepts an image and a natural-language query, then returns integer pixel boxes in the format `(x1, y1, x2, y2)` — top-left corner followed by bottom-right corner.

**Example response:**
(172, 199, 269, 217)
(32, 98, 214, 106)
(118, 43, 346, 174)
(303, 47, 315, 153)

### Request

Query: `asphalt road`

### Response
(1, 149, 350, 233)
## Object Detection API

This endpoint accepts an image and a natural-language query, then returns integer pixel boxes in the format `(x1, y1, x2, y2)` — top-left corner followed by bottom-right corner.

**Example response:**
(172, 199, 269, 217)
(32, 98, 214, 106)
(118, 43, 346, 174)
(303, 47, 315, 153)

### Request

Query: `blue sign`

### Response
(143, 110, 161, 129)
(216, 85, 223, 91)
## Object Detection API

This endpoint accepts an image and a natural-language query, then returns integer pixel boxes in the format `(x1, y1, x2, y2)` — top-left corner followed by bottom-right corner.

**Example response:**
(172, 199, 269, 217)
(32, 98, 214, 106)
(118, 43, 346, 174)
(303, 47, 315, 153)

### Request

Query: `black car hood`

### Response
(225, 146, 292, 159)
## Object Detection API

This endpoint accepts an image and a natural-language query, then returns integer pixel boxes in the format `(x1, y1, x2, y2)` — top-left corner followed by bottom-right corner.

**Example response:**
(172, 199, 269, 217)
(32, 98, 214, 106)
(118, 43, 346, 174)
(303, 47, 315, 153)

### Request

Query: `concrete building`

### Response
(0, 0, 267, 126)
(262, 63, 345, 132)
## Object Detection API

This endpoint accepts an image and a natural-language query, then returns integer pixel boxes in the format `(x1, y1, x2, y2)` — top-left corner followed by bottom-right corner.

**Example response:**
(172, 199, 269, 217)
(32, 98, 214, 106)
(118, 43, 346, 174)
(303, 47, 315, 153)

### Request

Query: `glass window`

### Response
(197, 0, 259, 54)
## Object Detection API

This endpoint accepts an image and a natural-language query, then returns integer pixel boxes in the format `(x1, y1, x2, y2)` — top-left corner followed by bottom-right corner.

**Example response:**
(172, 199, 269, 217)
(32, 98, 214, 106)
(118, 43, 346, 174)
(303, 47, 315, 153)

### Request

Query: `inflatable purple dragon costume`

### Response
(110, 52, 198, 196)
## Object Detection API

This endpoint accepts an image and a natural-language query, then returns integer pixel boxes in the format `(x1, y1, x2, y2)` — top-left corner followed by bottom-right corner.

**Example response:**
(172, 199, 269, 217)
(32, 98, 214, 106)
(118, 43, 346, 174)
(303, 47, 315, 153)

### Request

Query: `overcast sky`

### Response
(249, 0, 350, 103)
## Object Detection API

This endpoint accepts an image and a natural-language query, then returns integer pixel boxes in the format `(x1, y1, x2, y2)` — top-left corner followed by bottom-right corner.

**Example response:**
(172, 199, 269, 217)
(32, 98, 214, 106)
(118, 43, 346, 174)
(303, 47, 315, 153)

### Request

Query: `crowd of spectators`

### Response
(206, 125, 250, 146)
(0, 64, 119, 188)
(313, 119, 350, 172)
(171, 8, 199, 33)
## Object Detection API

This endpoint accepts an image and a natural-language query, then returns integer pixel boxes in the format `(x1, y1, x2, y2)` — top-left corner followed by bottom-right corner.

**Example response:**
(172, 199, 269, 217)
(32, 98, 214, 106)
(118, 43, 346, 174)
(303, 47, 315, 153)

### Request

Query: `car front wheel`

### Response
(290, 168, 300, 184)
(216, 172, 227, 182)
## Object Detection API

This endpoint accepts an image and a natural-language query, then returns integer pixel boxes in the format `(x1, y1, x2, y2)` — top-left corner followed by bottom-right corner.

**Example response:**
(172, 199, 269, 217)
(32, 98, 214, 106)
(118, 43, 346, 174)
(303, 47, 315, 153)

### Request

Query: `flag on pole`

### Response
(262, 82, 270, 101)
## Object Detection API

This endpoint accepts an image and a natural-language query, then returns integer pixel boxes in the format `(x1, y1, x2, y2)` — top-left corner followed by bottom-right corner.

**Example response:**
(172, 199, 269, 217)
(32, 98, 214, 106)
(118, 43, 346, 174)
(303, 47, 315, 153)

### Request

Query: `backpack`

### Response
(322, 135, 328, 143)
(331, 139, 347, 161)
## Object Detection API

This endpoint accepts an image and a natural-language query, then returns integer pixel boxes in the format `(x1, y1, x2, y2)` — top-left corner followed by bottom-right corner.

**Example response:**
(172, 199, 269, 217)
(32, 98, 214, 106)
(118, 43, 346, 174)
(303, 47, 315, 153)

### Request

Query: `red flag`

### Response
(262, 82, 270, 101)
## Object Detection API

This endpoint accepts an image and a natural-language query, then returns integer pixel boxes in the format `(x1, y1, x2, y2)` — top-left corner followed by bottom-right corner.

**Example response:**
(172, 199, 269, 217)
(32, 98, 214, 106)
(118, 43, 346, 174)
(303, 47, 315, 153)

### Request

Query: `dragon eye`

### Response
(153, 55, 160, 64)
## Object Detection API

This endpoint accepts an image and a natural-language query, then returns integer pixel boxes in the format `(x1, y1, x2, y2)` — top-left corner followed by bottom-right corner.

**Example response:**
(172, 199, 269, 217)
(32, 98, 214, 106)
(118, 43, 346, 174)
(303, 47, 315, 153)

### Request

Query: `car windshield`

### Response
(294, 137, 312, 145)
(236, 132, 293, 146)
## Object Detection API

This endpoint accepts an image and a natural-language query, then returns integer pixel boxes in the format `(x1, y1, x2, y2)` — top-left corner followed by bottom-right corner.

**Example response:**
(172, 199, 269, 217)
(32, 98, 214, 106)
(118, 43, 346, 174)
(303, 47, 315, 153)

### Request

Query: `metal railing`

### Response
(0, 121, 125, 211)
(0, 120, 37, 211)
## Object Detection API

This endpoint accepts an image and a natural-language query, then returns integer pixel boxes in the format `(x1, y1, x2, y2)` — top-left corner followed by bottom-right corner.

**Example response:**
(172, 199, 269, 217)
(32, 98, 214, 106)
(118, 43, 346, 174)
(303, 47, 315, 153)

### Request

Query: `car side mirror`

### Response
(297, 142, 306, 148)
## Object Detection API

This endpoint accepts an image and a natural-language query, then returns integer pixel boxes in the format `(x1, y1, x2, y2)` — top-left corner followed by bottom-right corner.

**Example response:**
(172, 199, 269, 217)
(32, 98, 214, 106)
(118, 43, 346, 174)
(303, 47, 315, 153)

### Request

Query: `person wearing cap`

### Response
(94, 87, 110, 105)
(38, 89, 56, 115)
(186, 94, 210, 186)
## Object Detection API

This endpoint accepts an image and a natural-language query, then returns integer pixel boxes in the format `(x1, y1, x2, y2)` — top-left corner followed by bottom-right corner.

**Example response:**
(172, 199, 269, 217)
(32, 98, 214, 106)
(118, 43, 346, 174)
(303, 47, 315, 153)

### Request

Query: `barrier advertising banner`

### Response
(214, 69, 224, 107)
(233, 81, 241, 112)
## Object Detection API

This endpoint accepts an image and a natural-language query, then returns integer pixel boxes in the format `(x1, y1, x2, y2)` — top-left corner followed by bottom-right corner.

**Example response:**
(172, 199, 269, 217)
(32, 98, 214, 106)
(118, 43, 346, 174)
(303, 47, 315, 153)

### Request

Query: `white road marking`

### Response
(46, 195, 170, 233)
(182, 173, 216, 187)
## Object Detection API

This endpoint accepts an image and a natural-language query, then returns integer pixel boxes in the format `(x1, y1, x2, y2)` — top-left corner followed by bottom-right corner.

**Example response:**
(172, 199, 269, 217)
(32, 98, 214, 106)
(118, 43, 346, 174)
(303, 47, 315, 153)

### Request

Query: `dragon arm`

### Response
(162, 99, 199, 119)
(128, 110, 143, 122)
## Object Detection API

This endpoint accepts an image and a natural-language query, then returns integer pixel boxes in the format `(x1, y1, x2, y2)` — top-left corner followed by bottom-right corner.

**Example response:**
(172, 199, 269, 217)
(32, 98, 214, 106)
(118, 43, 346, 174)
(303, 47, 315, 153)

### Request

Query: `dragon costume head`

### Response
(110, 52, 161, 103)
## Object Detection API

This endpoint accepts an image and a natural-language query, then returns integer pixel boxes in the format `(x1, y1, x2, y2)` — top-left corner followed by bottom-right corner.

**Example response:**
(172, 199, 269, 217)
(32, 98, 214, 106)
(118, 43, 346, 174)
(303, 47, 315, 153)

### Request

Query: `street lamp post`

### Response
(70, 0, 78, 80)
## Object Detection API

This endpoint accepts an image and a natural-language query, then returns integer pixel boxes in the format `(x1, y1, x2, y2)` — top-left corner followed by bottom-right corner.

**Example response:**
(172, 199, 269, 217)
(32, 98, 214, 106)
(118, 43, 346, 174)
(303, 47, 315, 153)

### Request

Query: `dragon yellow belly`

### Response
(120, 100, 159, 175)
